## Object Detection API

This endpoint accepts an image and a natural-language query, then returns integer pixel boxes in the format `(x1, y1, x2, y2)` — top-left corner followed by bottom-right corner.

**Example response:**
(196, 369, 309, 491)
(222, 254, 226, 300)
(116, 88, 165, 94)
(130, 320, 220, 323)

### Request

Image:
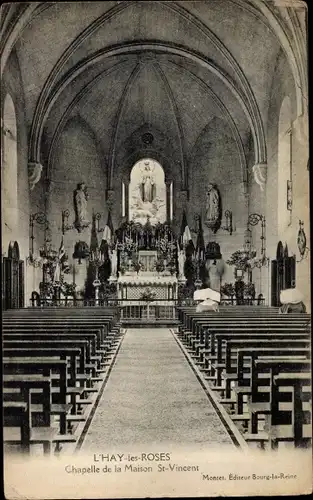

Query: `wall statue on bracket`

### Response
(205, 183, 222, 233)
(73, 183, 90, 232)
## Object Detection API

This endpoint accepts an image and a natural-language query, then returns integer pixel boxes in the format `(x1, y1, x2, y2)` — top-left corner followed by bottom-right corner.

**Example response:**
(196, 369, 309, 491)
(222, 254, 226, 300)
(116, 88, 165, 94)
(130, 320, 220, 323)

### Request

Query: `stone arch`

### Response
(120, 148, 177, 186)
(30, 43, 266, 173)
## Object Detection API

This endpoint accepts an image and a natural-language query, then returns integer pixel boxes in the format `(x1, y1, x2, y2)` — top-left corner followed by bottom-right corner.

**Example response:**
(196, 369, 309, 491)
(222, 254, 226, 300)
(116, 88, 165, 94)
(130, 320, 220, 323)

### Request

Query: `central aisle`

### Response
(80, 328, 233, 451)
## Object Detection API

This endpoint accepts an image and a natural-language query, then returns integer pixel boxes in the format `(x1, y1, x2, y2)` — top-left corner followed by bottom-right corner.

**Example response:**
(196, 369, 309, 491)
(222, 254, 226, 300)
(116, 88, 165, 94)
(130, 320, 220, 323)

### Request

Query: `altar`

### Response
(112, 246, 178, 322)
(116, 273, 178, 322)
(109, 215, 181, 324)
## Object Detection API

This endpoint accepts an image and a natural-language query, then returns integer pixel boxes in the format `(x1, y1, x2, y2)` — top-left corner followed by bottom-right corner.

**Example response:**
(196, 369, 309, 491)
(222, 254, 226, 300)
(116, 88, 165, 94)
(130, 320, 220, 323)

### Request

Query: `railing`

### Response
(29, 297, 179, 321)
(220, 297, 265, 306)
(29, 296, 265, 308)
(177, 298, 266, 307)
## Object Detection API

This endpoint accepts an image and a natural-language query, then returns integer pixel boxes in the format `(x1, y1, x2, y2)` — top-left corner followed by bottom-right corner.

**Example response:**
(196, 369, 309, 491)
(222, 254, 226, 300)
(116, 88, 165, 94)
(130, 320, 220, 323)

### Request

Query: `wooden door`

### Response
(3, 241, 25, 309)
(271, 242, 296, 306)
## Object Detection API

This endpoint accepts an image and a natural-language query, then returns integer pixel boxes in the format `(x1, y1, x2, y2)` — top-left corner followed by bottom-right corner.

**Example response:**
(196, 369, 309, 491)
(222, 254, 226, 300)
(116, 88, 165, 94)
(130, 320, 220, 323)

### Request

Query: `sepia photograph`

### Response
(1, 0, 311, 498)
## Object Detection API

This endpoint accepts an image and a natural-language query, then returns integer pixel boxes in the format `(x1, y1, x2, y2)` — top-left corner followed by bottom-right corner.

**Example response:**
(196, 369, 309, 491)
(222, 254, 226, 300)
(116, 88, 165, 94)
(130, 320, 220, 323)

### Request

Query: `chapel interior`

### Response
(1, 1, 311, 461)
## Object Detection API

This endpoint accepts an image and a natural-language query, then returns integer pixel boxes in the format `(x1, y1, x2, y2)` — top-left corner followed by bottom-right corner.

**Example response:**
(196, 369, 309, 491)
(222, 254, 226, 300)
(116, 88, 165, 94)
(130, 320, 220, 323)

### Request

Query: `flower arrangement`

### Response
(167, 258, 177, 276)
(226, 250, 251, 271)
(39, 281, 54, 297)
(100, 282, 117, 300)
(220, 282, 236, 298)
(155, 260, 165, 273)
(178, 284, 195, 305)
(132, 260, 143, 273)
(140, 289, 156, 302)
(244, 282, 256, 297)
(119, 265, 126, 275)
(61, 282, 77, 297)
(131, 253, 143, 274)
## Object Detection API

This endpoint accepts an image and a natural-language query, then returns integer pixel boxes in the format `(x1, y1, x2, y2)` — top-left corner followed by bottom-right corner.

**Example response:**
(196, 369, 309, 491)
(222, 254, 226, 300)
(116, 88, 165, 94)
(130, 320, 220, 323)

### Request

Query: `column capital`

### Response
(252, 163, 267, 192)
(28, 162, 43, 191)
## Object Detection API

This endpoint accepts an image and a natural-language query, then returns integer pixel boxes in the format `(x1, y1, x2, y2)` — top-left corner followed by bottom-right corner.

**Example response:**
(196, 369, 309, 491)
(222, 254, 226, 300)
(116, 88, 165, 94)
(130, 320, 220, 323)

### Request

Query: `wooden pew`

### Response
(204, 337, 309, 405)
(179, 316, 309, 345)
(220, 340, 310, 395)
(201, 330, 309, 374)
(189, 317, 310, 346)
(264, 372, 312, 448)
(4, 358, 72, 437)
(232, 346, 310, 415)
(191, 321, 309, 353)
(3, 308, 122, 455)
(246, 358, 311, 441)
(173, 308, 311, 450)
(2, 367, 76, 453)
(2, 346, 90, 415)
(182, 316, 310, 347)
(178, 308, 309, 337)
(2, 320, 121, 350)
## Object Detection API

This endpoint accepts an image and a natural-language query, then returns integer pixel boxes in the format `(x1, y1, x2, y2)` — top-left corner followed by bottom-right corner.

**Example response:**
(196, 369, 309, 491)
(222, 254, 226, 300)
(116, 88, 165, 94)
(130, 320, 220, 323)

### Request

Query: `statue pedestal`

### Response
(93, 279, 101, 306)
(195, 279, 202, 290)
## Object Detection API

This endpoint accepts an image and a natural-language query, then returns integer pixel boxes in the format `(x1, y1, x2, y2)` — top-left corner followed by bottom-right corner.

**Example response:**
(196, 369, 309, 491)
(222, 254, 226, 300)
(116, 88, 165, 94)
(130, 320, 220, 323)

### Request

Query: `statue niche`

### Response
(205, 183, 222, 233)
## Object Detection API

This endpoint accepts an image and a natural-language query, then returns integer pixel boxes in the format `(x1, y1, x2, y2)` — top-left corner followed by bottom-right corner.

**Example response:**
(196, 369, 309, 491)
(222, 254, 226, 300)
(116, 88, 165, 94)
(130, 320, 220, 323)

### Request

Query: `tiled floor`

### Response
(80, 328, 233, 452)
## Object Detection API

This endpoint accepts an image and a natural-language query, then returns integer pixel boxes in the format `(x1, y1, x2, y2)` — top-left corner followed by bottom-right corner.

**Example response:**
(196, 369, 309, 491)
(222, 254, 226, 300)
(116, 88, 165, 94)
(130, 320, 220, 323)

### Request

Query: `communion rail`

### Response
(29, 297, 265, 309)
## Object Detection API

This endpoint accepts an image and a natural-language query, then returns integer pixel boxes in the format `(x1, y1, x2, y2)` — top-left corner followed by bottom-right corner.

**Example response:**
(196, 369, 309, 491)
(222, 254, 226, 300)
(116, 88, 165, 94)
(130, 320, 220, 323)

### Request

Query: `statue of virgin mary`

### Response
(205, 183, 220, 229)
(74, 182, 89, 229)
(140, 162, 156, 203)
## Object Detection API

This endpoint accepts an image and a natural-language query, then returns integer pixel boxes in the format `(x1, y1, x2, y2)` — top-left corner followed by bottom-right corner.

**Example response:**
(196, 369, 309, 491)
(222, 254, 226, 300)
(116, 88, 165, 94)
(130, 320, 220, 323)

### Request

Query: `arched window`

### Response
(170, 181, 173, 221)
(2, 93, 18, 236)
(278, 96, 292, 236)
(128, 158, 167, 224)
(121, 181, 126, 217)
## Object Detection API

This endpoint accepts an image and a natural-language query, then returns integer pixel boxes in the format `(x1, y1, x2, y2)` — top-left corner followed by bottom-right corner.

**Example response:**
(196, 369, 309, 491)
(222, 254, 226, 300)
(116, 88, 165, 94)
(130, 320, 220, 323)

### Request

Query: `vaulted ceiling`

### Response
(1, 0, 307, 185)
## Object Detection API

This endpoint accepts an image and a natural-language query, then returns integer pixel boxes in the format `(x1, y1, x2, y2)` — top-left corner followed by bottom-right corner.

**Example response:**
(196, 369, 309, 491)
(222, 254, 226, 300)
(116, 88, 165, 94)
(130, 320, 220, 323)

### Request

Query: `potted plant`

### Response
(119, 265, 126, 276)
(226, 250, 251, 273)
(155, 259, 165, 274)
(131, 255, 143, 275)
(244, 282, 256, 305)
(177, 283, 195, 305)
(220, 282, 236, 304)
(167, 258, 177, 276)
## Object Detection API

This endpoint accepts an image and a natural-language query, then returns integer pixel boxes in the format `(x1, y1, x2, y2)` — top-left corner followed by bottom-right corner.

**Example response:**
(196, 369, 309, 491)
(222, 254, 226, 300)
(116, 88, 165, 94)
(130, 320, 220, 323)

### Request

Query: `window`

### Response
(2, 93, 18, 236)
(170, 181, 173, 221)
(122, 181, 126, 217)
(278, 96, 292, 235)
